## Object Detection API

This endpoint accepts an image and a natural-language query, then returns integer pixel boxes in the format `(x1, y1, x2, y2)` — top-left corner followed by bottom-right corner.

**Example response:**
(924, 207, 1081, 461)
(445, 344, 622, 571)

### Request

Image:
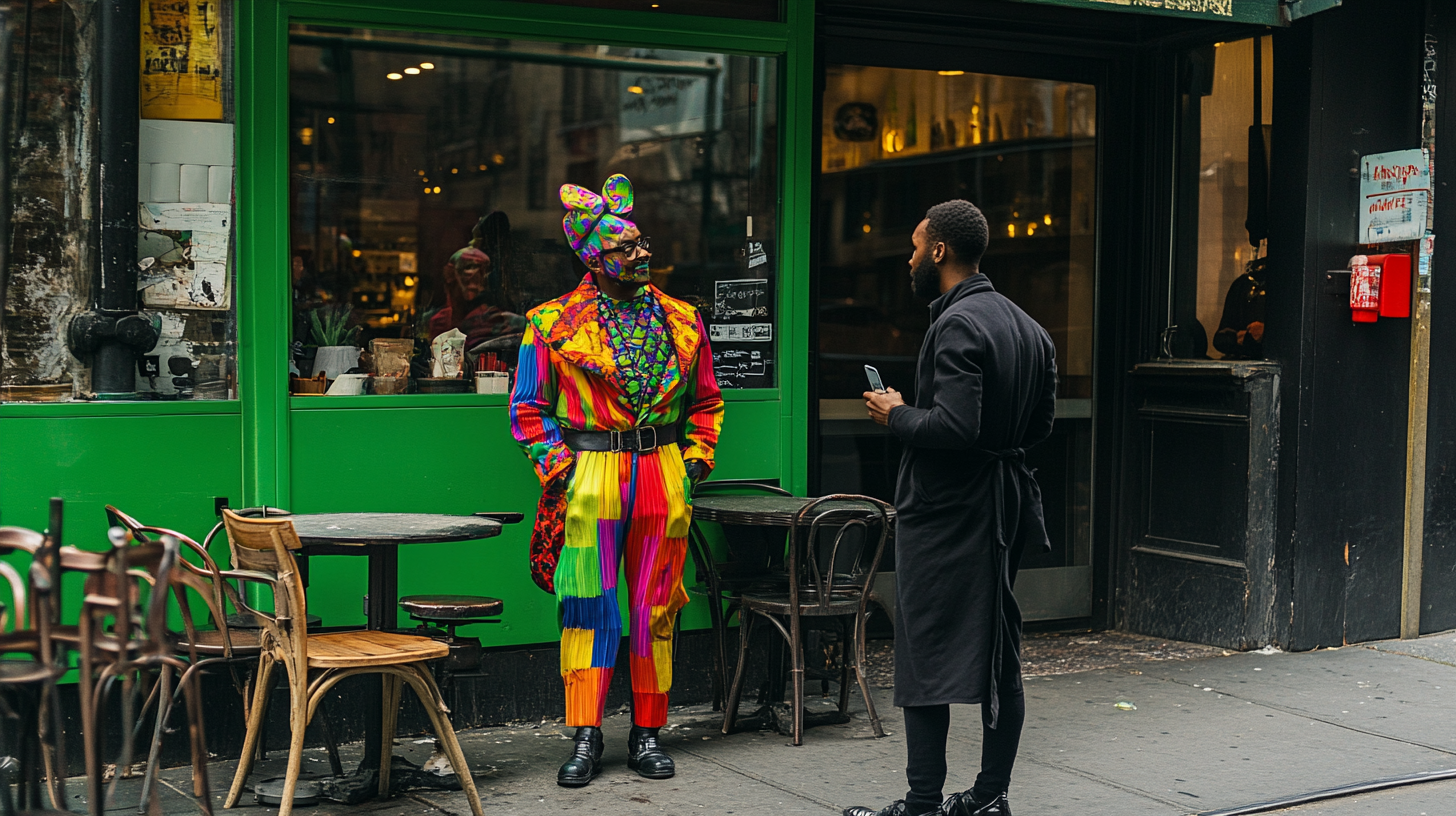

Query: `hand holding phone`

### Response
(864, 364, 886, 393)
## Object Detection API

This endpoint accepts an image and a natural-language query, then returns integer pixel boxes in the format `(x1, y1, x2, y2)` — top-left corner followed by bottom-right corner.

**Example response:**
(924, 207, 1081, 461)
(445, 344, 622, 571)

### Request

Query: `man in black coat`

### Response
(846, 200, 1057, 816)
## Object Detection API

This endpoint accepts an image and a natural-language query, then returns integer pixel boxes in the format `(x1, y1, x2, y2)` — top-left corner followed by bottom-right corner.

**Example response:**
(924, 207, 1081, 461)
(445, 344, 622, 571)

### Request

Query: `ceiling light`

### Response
(326, 116, 335, 124)
(1044, 214, 1053, 225)
(387, 72, 403, 80)
(424, 187, 431, 194)
(492, 153, 505, 165)
(937, 70, 965, 76)
(433, 186, 441, 194)
(420, 62, 435, 70)
(478, 164, 487, 170)
(451, 168, 458, 174)
(628, 85, 644, 94)
(404, 67, 421, 75)
(352, 249, 362, 257)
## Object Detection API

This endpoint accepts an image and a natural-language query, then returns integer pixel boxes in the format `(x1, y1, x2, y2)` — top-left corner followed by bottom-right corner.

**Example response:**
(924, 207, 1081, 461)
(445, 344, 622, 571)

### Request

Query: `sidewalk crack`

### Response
(677, 746, 841, 812)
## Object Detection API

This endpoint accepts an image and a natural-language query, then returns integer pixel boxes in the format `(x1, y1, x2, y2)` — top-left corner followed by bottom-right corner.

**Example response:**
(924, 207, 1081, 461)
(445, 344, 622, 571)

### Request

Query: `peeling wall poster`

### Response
(142, 0, 224, 121)
(137, 202, 231, 309)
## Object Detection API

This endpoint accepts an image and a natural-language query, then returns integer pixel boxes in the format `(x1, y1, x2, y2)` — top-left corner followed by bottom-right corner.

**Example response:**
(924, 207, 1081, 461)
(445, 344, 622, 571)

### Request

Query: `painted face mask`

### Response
(559, 174, 645, 283)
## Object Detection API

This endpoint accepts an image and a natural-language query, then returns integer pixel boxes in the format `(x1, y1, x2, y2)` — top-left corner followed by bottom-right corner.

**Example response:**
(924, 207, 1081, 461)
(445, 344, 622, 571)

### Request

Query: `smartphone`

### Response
(864, 364, 886, 393)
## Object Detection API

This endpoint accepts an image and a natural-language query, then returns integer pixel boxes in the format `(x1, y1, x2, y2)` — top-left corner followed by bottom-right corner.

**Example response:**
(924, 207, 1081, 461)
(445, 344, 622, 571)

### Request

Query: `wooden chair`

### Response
(721, 494, 894, 745)
(72, 531, 212, 816)
(219, 510, 484, 816)
(103, 506, 347, 801)
(0, 525, 67, 816)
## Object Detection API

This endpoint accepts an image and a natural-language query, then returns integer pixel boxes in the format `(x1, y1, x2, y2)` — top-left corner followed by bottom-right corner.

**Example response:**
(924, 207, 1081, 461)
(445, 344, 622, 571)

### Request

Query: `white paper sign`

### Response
(1360, 149, 1429, 243)
(710, 323, 772, 343)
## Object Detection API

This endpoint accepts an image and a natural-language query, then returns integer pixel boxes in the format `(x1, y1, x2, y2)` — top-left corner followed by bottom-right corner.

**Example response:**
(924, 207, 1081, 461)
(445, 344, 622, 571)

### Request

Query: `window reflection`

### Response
(288, 27, 778, 392)
(1168, 36, 1272, 361)
(815, 65, 1096, 576)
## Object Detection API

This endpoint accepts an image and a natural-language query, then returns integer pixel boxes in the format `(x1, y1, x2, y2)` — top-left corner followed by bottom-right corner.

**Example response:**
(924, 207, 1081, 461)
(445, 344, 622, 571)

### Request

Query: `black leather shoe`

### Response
(627, 725, 675, 779)
(943, 790, 1012, 816)
(557, 726, 604, 787)
(843, 800, 938, 816)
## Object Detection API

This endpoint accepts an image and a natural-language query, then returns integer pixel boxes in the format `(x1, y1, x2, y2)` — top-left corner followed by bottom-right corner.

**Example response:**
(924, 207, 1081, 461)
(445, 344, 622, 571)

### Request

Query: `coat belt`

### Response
(973, 446, 1032, 730)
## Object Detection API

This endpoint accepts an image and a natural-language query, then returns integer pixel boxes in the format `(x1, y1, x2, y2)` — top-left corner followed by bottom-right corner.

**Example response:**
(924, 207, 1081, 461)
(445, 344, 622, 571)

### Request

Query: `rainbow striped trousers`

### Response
(556, 445, 692, 727)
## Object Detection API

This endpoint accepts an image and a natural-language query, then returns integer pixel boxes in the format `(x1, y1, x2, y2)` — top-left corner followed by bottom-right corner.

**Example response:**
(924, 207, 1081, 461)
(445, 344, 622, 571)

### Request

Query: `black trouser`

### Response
(901, 691, 1026, 814)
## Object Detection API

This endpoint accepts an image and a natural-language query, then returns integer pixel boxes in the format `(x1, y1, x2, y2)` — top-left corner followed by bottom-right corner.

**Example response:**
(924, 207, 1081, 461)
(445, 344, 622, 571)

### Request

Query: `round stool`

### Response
(398, 595, 503, 673)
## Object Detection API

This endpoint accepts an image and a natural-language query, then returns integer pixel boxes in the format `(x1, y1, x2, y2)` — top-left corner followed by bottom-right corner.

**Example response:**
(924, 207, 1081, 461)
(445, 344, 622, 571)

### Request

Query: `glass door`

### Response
(815, 64, 1097, 621)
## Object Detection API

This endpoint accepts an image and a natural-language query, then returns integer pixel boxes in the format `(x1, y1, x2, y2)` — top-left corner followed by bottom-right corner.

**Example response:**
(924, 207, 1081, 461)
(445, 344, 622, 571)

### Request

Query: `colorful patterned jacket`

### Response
(511, 274, 724, 481)
(510, 276, 725, 591)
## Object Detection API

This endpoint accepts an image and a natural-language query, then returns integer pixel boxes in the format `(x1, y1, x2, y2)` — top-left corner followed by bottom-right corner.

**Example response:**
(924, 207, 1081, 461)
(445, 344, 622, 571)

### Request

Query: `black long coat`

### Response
(888, 274, 1057, 725)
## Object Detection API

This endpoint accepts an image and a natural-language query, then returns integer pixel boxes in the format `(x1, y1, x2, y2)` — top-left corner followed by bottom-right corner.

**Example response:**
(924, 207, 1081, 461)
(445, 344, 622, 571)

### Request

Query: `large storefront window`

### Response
(1165, 36, 1273, 360)
(816, 64, 1096, 609)
(1, 0, 238, 402)
(287, 27, 779, 394)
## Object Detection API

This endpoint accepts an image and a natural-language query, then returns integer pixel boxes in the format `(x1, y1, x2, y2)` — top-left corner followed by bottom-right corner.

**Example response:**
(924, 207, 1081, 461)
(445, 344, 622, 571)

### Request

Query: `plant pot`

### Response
(312, 346, 360, 380)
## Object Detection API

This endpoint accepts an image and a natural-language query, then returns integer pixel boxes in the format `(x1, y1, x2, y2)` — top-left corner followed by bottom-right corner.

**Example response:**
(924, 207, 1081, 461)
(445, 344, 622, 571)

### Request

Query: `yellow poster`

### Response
(141, 0, 224, 121)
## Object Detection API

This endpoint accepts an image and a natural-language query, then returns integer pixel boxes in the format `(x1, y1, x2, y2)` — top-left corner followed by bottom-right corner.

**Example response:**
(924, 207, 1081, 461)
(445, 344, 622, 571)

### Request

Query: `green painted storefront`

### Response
(1, 0, 1305, 653)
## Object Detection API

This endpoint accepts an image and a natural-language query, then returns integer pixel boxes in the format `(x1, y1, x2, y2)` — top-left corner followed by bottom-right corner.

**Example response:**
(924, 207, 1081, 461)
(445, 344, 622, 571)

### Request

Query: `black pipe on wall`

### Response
(85, 0, 150, 397)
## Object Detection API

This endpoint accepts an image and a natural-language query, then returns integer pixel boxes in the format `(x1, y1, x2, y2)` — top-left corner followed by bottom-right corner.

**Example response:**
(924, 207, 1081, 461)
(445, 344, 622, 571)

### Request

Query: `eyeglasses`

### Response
(601, 236, 651, 257)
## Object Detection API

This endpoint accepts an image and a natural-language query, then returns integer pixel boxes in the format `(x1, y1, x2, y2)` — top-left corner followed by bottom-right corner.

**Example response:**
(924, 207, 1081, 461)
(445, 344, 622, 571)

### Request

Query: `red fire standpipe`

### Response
(66, 0, 157, 398)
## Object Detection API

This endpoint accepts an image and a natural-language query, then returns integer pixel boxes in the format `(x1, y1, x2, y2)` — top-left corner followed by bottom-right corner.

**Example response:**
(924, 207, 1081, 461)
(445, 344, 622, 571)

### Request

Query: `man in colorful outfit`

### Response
(510, 174, 724, 787)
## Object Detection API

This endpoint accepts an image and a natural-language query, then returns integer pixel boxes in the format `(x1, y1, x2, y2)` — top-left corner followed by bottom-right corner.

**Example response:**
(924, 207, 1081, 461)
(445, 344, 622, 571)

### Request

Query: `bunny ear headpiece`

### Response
(560, 174, 635, 266)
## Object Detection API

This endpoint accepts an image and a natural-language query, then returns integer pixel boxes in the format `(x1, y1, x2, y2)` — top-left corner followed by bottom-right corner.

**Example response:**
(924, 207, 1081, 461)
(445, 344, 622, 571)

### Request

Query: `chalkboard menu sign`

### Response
(707, 240, 775, 388)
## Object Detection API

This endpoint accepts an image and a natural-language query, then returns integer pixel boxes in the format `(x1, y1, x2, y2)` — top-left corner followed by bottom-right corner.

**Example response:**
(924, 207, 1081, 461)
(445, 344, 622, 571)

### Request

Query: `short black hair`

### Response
(924, 200, 989, 267)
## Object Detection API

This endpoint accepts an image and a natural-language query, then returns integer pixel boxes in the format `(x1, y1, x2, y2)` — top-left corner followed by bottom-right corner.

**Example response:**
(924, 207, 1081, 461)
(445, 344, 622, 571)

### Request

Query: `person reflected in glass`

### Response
(429, 211, 527, 355)
(1213, 256, 1267, 360)
(509, 173, 724, 789)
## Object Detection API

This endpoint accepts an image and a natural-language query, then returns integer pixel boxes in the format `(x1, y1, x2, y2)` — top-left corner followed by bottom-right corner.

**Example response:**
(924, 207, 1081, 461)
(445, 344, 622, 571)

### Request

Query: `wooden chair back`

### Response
(104, 506, 243, 662)
(0, 527, 42, 633)
(220, 509, 308, 663)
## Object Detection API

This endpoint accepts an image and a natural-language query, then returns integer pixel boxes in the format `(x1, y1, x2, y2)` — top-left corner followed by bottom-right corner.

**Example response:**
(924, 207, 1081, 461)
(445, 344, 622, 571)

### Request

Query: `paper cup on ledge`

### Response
(326, 373, 369, 396)
(475, 371, 509, 394)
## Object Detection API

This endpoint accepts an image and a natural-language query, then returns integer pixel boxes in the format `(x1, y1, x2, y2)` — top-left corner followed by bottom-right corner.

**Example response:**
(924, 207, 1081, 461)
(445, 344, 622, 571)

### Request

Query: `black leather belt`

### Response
(563, 425, 678, 453)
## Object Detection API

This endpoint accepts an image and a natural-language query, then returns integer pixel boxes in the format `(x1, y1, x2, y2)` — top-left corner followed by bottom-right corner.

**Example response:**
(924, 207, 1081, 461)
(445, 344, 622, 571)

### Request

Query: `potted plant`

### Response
(308, 304, 361, 381)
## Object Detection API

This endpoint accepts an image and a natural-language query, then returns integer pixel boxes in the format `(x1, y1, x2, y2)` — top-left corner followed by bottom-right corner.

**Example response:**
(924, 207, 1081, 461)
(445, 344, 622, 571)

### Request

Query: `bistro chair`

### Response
(720, 494, 894, 746)
(686, 480, 796, 711)
(61, 530, 211, 815)
(0, 525, 68, 816)
(219, 510, 485, 816)
(104, 506, 347, 787)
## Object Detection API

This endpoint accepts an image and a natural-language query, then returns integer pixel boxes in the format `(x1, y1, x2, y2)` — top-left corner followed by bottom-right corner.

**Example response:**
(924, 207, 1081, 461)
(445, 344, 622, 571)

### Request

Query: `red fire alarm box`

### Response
(1349, 253, 1412, 323)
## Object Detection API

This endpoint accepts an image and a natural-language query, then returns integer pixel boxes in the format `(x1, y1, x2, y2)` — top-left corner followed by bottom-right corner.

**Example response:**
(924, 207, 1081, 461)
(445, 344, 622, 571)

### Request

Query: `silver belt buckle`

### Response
(609, 430, 624, 453)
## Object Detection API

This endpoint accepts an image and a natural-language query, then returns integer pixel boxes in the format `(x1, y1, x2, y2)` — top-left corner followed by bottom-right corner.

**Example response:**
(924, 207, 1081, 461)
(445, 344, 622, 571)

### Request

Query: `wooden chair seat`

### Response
(177, 627, 262, 656)
(304, 631, 449, 668)
(398, 594, 503, 621)
(0, 657, 54, 685)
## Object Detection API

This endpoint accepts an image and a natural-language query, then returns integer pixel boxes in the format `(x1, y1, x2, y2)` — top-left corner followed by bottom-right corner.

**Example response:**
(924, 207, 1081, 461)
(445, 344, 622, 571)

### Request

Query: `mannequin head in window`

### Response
(445, 246, 491, 304)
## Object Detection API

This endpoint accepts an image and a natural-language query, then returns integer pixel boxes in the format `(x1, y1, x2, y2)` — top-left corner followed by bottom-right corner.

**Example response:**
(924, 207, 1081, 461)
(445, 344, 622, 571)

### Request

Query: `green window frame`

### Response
(236, 0, 816, 506)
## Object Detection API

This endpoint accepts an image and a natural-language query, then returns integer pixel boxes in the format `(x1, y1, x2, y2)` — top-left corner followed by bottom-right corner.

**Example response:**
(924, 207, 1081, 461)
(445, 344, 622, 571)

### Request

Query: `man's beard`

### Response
(911, 256, 942, 300)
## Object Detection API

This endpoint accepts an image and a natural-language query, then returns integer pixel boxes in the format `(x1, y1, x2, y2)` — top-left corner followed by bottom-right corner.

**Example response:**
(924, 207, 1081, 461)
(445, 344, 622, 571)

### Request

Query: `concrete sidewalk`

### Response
(95, 630, 1456, 816)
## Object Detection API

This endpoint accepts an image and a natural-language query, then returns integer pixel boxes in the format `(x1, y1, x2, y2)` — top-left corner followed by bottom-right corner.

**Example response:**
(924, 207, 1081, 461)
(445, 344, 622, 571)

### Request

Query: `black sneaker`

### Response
(943, 790, 1011, 816)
